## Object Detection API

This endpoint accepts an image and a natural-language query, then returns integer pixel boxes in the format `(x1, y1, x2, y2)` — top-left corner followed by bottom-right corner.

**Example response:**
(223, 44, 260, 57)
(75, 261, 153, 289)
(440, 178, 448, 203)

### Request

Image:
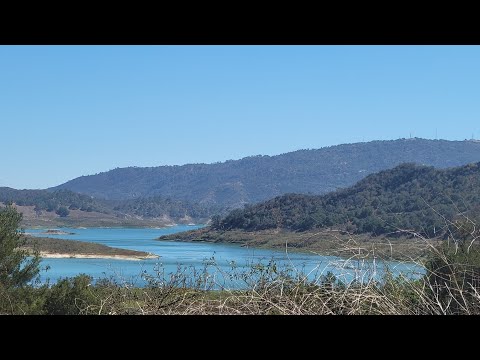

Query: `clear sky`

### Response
(1, 45, 480, 189)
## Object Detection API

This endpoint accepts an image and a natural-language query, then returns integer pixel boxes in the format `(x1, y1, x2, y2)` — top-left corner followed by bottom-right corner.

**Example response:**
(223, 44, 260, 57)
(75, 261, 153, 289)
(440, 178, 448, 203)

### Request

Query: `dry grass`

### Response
(3, 219, 480, 315)
(52, 237, 478, 315)
(95, 221, 480, 314)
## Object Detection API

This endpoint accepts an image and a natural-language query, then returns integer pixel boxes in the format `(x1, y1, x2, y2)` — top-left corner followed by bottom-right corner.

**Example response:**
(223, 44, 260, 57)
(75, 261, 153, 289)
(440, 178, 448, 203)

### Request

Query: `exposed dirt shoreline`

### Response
(38, 251, 159, 261)
(158, 227, 439, 262)
(23, 235, 159, 261)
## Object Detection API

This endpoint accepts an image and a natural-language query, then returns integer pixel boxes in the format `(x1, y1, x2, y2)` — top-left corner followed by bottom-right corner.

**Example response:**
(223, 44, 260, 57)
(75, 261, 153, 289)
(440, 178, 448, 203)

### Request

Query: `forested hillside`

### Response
(0, 188, 107, 213)
(0, 187, 213, 222)
(53, 139, 480, 207)
(110, 196, 218, 220)
(214, 162, 480, 238)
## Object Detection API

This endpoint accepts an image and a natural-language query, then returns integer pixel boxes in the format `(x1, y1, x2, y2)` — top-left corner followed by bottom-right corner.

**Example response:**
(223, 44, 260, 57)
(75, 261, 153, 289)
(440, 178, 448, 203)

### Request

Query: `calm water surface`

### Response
(26, 226, 424, 288)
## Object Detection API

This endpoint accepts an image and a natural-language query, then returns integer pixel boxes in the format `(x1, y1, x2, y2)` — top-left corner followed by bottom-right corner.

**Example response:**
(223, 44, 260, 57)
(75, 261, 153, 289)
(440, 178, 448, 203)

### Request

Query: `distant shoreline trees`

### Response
(55, 206, 70, 217)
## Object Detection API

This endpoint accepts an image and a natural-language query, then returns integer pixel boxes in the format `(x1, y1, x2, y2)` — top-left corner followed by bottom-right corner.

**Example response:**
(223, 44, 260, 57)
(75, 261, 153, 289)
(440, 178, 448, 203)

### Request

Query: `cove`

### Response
(26, 226, 425, 288)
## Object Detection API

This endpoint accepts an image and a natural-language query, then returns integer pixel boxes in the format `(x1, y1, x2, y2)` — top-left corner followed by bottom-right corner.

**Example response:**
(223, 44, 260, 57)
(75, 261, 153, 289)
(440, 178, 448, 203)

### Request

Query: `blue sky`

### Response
(1, 45, 480, 189)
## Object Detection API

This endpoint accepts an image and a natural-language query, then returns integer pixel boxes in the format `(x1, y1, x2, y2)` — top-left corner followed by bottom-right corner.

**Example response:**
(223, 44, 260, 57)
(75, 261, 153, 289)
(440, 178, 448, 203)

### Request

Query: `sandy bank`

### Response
(39, 251, 159, 261)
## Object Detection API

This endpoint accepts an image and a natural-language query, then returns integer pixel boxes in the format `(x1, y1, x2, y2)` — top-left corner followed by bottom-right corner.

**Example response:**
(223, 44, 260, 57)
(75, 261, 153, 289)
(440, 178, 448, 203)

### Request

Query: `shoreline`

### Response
(21, 224, 206, 230)
(157, 228, 437, 262)
(38, 251, 159, 261)
(22, 235, 161, 261)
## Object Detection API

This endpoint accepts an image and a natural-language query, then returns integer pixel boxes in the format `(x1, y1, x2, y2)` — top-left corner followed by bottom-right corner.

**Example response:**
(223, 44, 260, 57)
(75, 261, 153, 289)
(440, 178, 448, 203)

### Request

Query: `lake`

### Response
(26, 226, 425, 288)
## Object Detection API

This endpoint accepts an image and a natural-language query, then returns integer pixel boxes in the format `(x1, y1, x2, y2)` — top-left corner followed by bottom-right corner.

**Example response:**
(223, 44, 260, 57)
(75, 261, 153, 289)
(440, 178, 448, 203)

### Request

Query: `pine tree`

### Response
(0, 206, 41, 288)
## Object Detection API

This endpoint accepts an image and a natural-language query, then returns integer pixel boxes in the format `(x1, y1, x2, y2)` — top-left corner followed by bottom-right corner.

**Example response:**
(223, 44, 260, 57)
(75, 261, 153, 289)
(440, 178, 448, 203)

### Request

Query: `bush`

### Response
(56, 206, 70, 217)
(424, 221, 480, 314)
(44, 275, 97, 315)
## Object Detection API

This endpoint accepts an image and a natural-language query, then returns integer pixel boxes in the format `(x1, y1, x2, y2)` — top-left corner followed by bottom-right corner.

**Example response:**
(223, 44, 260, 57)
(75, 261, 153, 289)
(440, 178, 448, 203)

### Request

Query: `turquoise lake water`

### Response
(26, 226, 425, 288)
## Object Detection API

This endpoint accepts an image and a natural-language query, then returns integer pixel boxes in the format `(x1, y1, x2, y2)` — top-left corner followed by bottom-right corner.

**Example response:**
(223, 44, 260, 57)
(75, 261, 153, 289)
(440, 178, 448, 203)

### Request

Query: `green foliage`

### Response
(211, 214, 222, 228)
(0, 206, 41, 288)
(0, 251, 479, 314)
(0, 285, 48, 314)
(0, 187, 216, 222)
(0, 275, 106, 315)
(110, 196, 216, 219)
(55, 206, 70, 217)
(216, 162, 480, 238)
(53, 138, 480, 208)
(0, 188, 106, 214)
(43, 274, 97, 315)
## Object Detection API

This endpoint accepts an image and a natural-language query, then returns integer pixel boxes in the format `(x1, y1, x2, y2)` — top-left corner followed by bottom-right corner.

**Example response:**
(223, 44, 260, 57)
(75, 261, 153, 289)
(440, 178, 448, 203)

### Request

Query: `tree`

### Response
(46, 200, 57, 212)
(44, 274, 95, 315)
(0, 206, 41, 288)
(211, 214, 222, 229)
(56, 206, 70, 217)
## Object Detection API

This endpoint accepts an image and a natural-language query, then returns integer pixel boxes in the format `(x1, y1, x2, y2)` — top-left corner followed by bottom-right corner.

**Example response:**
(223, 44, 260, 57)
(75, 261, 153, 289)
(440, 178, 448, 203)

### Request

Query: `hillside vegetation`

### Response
(214, 162, 480, 238)
(2, 194, 480, 315)
(52, 138, 480, 207)
(0, 188, 214, 225)
(0, 188, 107, 213)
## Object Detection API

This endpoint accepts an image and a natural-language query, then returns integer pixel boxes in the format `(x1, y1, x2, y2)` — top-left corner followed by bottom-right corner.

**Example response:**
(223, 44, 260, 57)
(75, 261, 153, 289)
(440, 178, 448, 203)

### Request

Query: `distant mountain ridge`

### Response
(52, 138, 480, 208)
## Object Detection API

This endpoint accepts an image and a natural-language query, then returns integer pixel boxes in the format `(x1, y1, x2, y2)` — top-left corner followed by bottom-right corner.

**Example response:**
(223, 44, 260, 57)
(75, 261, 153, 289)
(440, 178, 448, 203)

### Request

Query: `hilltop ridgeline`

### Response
(52, 138, 480, 208)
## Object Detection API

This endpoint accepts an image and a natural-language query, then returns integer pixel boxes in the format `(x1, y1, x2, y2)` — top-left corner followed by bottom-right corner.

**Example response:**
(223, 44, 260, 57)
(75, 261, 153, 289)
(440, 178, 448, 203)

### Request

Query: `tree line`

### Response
(214, 162, 480, 238)
(0, 187, 216, 221)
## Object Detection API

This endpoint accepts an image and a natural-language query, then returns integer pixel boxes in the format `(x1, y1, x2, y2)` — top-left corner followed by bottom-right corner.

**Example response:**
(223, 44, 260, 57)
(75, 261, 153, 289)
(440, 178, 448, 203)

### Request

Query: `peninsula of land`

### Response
(23, 235, 158, 261)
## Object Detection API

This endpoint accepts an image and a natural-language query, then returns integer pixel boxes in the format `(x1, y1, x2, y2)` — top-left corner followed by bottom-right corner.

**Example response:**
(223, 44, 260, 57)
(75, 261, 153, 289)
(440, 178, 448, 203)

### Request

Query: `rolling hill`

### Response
(158, 162, 480, 259)
(214, 162, 480, 238)
(52, 138, 480, 208)
(0, 187, 214, 226)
